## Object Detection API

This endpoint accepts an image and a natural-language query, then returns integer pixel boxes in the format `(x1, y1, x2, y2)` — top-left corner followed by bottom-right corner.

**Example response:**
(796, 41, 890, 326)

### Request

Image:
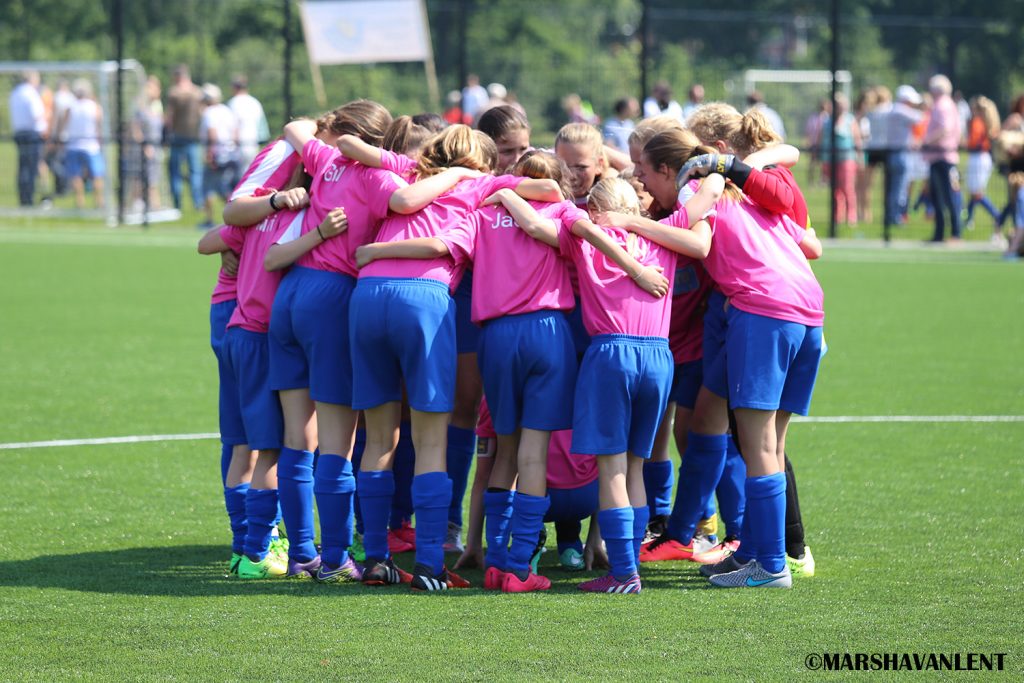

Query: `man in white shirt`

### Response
(199, 83, 241, 227)
(227, 75, 268, 172)
(9, 71, 47, 206)
(642, 81, 684, 121)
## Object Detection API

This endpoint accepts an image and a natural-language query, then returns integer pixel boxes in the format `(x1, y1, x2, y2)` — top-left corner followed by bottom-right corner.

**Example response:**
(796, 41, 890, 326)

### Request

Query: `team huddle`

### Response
(198, 97, 824, 594)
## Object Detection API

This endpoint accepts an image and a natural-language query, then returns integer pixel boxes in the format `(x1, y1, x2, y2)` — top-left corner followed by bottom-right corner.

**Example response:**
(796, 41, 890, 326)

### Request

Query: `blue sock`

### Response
(631, 506, 650, 567)
(506, 493, 550, 576)
(746, 473, 787, 574)
(242, 488, 279, 561)
(223, 483, 249, 555)
(665, 432, 728, 541)
(484, 489, 515, 570)
(357, 469, 394, 561)
(278, 447, 317, 562)
(351, 430, 366, 535)
(446, 425, 476, 527)
(390, 422, 415, 529)
(219, 443, 232, 486)
(716, 437, 747, 538)
(703, 498, 717, 524)
(642, 460, 674, 518)
(979, 196, 999, 220)
(598, 507, 636, 580)
(314, 455, 355, 568)
(412, 472, 452, 576)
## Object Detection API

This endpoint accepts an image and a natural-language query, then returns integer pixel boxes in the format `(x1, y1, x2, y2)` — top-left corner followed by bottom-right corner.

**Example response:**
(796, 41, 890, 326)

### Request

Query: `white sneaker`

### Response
(709, 559, 792, 588)
(991, 233, 1009, 250)
(442, 522, 464, 553)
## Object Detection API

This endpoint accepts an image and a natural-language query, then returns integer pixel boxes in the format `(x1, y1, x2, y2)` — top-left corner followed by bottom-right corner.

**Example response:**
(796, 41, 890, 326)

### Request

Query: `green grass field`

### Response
(0, 223, 1022, 681)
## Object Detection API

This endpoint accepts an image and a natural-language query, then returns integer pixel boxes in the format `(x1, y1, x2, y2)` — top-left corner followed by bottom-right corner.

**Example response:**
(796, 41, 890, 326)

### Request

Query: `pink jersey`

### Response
(210, 269, 237, 305)
(360, 174, 522, 289)
(438, 200, 584, 323)
(546, 430, 598, 489)
(702, 199, 824, 327)
(230, 138, 301, 200)
(220, 209, 303, 333)
(294, 139, 407, 276)
(379, 148, 418, 181)
(557, 224, 677, 337)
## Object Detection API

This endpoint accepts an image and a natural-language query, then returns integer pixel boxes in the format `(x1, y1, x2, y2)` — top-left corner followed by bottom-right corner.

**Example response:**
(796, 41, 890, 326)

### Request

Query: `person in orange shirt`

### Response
(964, 96, 1003, 245)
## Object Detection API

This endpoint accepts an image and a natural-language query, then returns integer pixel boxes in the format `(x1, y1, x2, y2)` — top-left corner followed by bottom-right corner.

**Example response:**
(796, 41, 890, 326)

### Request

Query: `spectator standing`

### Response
(130, 75, 164, 210)
(804, 98, 831, 187)
(922, 74, 963, 242)
(45, 79, 76, 198)
(603, 97, 639, 153)
(642, 81, 684, 121)
(165, 64, 204, 211)
(963, 96, 1002, 239)
(681, 84, 704, 121)
(858, 86, 892, 224)
(227, 75, 269, 172)
(61, 79, 105, 209)
(885, 85, 924, 226)
(198, 83, 240, 228)
(9, 71, 47, 206)
(818, 92, 861, 225)
(461, 74, 489, 122)
(747, 90, 786, 139)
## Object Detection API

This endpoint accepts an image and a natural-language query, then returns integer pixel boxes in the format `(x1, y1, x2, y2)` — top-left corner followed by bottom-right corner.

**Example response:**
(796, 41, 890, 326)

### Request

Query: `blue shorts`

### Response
(454, 270, 481, 355)
(269, 266, 356, 405)
(669, 359, 703, 410)
(726, 308, 823, 415)
(566, 296, 591, 357)
(211, 300, 244, 446)
(223, 327, 284, 451)
(64, 149, 106, 179)
(571, 335, 674, 458)
(545, 479, 599, 524)
(478, 310, 577, 434)
(350, 277, 456, 413)
(702, 290, 729, 399)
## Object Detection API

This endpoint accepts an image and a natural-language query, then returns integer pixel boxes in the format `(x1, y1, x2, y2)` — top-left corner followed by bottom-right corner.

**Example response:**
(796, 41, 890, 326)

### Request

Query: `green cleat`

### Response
(559, 548, 585, 572)
(786, 545, 815, 578)
(237, 554, 288, 579)
(268, 536, 290, 564)
(226, 553, 242, 577)
(349, 534, 366, 564)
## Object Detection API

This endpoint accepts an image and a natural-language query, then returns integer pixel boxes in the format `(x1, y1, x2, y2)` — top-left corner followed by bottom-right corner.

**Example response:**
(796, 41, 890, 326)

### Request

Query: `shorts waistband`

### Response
(357, 276, 450, 292)
(590, 334, 669, 348)
(482, 309, 568, 327)
(289, 265, 356, 283)
(226, 326, 269, 342)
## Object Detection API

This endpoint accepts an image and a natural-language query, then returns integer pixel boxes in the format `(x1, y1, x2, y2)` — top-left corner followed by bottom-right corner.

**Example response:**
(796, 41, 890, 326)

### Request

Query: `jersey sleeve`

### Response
(362, 167, 409, 223)
(219, 224, 246, 252)
(556, 201, 589, 232)
(231, 139, 298, 200)
(302, 138, 340, 179)
(740, 166, 809, 227)
(557, 217, 584, 262)
(437, 212, 479, 266)
(378, 148, 418, 177)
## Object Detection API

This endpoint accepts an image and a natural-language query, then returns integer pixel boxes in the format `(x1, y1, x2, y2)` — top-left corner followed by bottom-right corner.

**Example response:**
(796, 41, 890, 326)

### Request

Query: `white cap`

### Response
(201, 83, 222, 104)
(895, 85, 922, 105)
(487, 82, 507, 100)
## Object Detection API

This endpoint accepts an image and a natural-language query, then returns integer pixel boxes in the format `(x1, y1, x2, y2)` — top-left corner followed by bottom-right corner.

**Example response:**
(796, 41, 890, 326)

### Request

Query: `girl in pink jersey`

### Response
(355, 151, 669, 592)
(268, 102, 479, 584)
(205, 116, 334, 577)
(619, 129, 823, 588)
(199, 172, 348, 578)
(348, 128, 572, 592)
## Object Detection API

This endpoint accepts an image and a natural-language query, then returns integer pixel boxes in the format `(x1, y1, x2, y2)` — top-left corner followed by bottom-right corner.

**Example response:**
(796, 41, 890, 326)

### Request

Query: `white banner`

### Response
(299, 0, 432, 65)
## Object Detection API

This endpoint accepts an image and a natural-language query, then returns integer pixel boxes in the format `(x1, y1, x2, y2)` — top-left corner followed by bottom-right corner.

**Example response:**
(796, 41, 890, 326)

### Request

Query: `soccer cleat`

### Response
(691, 536, 741, 565)
(362, 557, 413, 586)
(639, 534, 715, 563)
(643, 514, 668, 544)
(349, 535, 366, 564)
(501, 570, 551, 593)
(268, 536, 290, 564)
(388, 524, 416, 554)
(287, 555, 322, 580)
(559, 548, 585, 572)
(699, 553, 750, 578)
(443, 522, 465, 554)
(483, 566, 508, 590)
(237, 554, 288, 579)
(315, 557, 363, 583)
(226, 553, 243, 577)
(410, 564, 471, 592)
(578, 573, 642, 594)
(709, 560, 792, 588)
(529, 527, 548, 574)
(786, 545, 816, 578)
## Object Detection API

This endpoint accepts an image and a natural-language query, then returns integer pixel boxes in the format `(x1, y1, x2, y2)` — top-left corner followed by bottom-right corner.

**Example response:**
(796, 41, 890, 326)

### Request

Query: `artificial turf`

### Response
(0, 225, 1021, 681)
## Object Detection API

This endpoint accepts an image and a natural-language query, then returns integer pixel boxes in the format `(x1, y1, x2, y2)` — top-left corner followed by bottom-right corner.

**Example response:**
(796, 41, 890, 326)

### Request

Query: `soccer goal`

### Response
(738, 69, 852, 147)
(0, 60, 180, 226)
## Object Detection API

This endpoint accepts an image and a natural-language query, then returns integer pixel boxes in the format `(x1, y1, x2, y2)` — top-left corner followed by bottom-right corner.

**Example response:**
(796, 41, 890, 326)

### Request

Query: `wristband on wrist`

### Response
(269, 193, 280, 210)
(724, 159, 753, 188)
(316, 225, 326, 241)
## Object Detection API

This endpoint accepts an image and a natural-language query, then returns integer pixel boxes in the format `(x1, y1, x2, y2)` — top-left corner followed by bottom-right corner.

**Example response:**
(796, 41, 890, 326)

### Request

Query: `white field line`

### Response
(1, 416, 1022, 451)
